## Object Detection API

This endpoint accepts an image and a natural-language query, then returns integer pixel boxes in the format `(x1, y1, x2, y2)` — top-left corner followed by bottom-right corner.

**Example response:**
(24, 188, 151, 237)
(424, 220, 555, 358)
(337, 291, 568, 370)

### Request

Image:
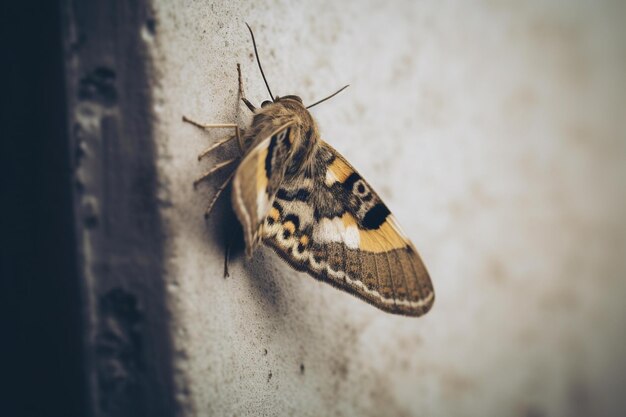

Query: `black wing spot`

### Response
(283, 214, 300, 230)
(265, 135, 278, 179)
(362, 204, 391, 230)
(295, 189, 310, 201)
(276, 188, 310, 202)
(272, 201, 283, 215)
(342, 172, 361, 190)
(276, 189, 288, 200)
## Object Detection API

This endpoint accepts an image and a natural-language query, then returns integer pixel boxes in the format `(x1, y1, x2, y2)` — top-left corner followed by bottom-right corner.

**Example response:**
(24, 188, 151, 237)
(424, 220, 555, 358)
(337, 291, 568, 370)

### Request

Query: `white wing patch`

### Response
(315, 217, 360, 249)
(325, 169, 339, 186)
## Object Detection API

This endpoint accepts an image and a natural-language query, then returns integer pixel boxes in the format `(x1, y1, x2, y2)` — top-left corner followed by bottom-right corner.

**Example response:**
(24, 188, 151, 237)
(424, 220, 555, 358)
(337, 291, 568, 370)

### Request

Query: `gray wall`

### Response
(72, 0, 626, 416)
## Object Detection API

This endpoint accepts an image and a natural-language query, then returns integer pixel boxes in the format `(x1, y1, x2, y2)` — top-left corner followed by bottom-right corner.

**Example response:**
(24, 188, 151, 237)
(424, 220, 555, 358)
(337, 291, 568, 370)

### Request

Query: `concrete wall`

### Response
(133, 0, 625, 416)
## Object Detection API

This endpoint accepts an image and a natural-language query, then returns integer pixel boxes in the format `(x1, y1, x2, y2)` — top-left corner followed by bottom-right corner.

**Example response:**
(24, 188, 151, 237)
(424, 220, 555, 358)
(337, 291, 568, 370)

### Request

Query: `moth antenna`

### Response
(246, 23, 275, 102)
(306, 85, 350, 109)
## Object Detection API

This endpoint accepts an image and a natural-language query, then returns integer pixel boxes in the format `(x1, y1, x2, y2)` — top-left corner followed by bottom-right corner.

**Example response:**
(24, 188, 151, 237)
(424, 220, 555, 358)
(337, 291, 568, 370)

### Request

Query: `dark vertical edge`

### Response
(61, 1, 177, 417)
(1, 2, 86, 417)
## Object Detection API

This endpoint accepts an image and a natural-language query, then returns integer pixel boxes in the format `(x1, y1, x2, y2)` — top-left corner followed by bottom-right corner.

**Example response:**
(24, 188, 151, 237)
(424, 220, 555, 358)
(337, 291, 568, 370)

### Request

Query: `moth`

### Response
(183, 24, 434, 317)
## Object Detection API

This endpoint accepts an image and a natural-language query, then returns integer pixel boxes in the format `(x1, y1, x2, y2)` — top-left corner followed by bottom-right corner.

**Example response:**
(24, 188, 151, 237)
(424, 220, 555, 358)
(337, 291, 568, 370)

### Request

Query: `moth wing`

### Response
(261, 141, 434, 317)
(231, 122, 296, 255)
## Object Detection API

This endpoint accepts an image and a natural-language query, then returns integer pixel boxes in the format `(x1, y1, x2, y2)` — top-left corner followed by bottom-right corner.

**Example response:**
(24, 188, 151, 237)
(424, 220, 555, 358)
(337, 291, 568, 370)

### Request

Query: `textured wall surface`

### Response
(148, 1, 626, 416)
(61, 1, 176, 416)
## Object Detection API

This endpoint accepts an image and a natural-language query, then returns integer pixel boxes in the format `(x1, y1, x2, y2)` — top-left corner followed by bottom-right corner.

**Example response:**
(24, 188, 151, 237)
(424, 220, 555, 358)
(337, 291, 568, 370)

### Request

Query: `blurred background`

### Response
(3, 1, 625, 416)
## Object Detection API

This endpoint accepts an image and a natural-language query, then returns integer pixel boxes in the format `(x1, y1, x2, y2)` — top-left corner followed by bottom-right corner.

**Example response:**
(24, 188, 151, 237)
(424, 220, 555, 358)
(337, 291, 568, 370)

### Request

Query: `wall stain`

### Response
(79, 67, 117, 107)
(96, 287, 144, 415)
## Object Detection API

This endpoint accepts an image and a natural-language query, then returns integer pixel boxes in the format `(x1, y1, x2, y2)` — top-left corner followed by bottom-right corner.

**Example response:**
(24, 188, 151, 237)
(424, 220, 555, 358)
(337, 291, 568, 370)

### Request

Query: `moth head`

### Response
(262, 95, 304, 108)
(246, 24, 348, 110)
(278, 95, 304, 104)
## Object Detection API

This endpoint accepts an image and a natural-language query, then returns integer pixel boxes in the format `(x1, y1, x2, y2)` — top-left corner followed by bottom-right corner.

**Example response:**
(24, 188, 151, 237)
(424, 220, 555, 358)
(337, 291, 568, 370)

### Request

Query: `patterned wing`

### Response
(231, 122, 296, 255)
(261, 141, 434, 316)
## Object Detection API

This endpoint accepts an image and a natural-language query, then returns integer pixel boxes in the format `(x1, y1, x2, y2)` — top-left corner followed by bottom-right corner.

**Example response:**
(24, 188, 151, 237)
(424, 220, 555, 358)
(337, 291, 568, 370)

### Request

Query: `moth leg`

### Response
(197, 135, 237, 161)
(193, 158, 239, 188)
(223, 240, 231, 278)
(237, 63, 256, 113)
(182, 116, 245, 155)
(204, 171, 236, 219)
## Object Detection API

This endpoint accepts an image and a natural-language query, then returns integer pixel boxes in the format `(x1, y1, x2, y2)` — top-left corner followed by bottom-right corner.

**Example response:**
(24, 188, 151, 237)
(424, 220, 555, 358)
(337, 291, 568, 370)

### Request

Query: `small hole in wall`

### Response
(145, 18, 156, 35)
